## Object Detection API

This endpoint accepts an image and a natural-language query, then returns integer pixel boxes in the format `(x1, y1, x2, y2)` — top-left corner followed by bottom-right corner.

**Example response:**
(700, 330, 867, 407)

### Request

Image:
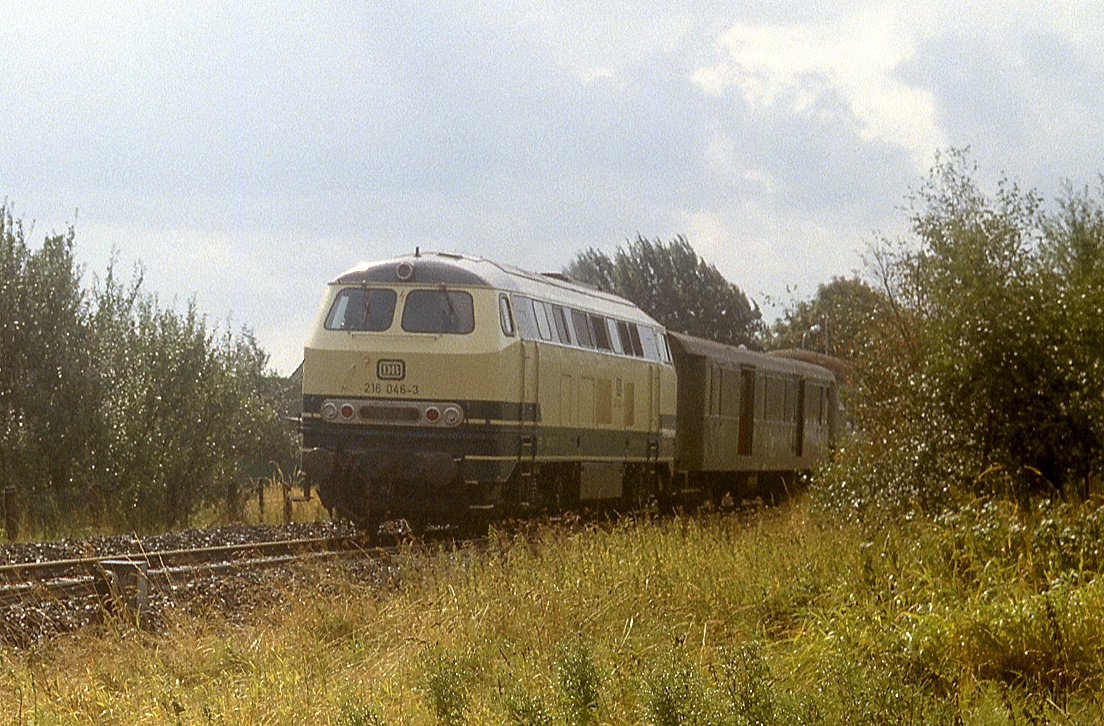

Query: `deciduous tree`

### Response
(567, 235, 763, 347)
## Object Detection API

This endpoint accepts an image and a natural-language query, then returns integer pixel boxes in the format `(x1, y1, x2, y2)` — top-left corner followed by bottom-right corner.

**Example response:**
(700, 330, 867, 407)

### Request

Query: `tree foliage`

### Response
(767, 277, 889, 360)
(0, 212, 92, 517)
(566, 235, 763, 347)
(0, 205, 296, 532)
(819, 150, 1104, 513)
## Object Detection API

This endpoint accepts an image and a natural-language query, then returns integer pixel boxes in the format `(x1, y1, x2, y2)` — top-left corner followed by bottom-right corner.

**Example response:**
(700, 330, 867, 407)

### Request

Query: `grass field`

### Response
(4, 496, 1104, 724)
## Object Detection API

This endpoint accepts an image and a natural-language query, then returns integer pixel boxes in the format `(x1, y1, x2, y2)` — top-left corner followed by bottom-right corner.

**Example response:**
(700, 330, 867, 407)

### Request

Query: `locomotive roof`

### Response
(334, 251, 658, 325)
(668, 332, 836, 383)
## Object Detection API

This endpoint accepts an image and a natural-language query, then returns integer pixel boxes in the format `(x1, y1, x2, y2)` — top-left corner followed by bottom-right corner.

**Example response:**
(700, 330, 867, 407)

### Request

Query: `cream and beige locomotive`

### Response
(300, 251, 678, 533)
(299, 251, 839, 534)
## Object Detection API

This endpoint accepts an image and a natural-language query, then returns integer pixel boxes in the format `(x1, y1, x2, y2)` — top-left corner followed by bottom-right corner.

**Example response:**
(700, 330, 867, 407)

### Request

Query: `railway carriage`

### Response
(667, 332, 838, 505)
(300, 252, 678, 532)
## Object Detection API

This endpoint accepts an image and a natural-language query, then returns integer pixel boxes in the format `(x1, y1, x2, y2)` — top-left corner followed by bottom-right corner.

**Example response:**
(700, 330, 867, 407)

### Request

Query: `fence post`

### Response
(87, 480, 104, 525)
(258, 484, 265, 522)
(227, 480, 240, 522)
(3, 487, 17, 542)
(283, 482, 292, 524)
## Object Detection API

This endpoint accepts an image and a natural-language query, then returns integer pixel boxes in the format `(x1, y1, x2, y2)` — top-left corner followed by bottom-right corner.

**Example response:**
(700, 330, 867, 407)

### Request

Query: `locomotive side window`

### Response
(590, 314, 612, 351)
(627, 323, 645, 357)
(499, 294, 516, 337)
(551, 305, 572, 345)
(325, 287, 398, 331)
(533, 300, 553, 341)
(511, 295, 537, 339)
(571, 309, 595, 348)
(401, 289, 475, 334)
(607, 319, 625, 355)
(615, 321, 632, 355)
(638, 325, 659, 361)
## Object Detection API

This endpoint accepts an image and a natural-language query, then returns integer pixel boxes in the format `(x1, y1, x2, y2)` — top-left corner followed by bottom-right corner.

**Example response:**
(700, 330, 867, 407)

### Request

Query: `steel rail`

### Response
(0, 535, 377, 607)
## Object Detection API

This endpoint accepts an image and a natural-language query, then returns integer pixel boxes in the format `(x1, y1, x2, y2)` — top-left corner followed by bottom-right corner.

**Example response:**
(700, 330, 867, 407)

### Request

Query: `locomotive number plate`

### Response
(377, 359, 406, 380)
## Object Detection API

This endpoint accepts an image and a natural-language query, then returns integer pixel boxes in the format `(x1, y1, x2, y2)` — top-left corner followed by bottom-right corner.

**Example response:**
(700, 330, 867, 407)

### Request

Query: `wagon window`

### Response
(401, 289, 475, 334)
(325, 287, 397, 331)
(764, 377, 785, 421)
(571, 309, 595, 349)
(721, 368, 741, 417)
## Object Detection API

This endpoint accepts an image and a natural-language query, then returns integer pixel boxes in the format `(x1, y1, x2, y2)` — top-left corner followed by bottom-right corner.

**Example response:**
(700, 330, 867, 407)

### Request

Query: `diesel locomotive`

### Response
(299, 251, 838, 533)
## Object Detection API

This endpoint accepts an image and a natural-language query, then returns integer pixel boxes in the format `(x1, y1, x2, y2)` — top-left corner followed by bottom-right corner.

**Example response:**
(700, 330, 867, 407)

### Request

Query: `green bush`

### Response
(0, 205, 296, 533)
(813, 150, 1104, 519)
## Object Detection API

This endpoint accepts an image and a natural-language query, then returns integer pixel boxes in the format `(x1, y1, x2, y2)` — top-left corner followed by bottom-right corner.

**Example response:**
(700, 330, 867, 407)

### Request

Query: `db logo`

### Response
(377, 359, 405, 380)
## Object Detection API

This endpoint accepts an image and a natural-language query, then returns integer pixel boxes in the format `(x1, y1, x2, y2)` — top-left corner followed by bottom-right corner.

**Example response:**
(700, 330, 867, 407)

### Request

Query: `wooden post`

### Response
(87, 480, 104, 524)
(4, 487, 17, 542)
(283, 482, 292, 524)
(227, 481, 240, 522)
(258, 484, 265, 522)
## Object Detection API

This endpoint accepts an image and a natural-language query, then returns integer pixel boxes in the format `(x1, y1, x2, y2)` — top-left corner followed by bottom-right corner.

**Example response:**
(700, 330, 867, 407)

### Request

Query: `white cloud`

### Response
(692, 6, 946, 169)
(8, 0, 1104, 373)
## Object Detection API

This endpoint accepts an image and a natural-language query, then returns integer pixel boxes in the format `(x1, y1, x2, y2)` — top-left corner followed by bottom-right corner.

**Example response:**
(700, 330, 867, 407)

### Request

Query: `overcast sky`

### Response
(4, 1, 1104, 373)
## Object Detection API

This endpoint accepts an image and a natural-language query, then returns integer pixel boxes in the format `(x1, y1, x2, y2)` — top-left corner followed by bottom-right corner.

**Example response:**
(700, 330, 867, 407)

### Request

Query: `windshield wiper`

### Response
(440, 284, 458, 329)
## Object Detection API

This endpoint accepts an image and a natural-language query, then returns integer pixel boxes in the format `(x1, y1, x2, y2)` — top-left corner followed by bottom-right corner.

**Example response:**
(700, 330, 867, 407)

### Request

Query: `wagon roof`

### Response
(668, 332, 836, 382)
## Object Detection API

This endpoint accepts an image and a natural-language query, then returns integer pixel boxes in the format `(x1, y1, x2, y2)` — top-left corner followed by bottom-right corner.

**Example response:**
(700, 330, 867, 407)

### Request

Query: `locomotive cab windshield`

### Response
(323, 285, 477, 336)
(325, 287, 397, 331)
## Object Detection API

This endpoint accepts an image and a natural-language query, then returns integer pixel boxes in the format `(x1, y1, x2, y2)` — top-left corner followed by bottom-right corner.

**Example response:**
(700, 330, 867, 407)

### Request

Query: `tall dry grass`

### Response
(3, 499, 1104, 723)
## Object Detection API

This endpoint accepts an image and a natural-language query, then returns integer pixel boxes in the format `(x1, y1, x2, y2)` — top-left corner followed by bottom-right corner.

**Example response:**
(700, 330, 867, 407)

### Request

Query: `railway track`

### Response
(0, 533, 377, 610)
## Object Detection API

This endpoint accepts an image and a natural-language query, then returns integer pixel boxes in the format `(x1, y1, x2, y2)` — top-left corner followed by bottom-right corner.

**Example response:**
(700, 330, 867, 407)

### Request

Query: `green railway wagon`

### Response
(667, 332, 838, 505)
